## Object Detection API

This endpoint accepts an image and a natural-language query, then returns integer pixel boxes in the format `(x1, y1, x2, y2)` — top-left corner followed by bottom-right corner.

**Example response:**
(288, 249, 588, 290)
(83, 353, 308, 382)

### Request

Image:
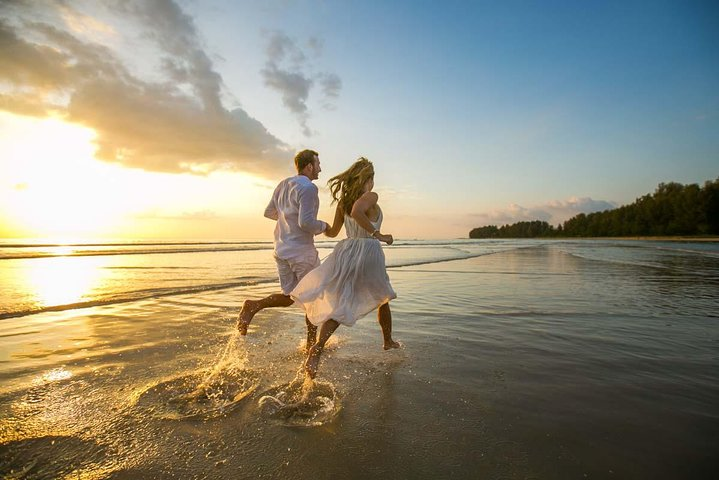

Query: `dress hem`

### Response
(291, 293, 397, 327)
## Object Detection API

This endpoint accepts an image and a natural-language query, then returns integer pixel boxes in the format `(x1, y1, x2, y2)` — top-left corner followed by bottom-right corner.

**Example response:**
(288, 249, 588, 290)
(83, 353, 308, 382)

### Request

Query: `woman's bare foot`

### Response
(383, 339, 401, 350)
(304, 344, 323, 379)
(237, 300, 259, 335)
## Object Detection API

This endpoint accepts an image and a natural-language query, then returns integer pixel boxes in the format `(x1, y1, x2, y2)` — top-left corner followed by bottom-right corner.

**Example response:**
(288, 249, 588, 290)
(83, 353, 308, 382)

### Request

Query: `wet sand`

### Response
(1, 244, 718, 479)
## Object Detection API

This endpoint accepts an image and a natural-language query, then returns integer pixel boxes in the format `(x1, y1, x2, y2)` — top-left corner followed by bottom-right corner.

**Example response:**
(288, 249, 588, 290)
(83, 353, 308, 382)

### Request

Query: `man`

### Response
(237, 149, 328, 350)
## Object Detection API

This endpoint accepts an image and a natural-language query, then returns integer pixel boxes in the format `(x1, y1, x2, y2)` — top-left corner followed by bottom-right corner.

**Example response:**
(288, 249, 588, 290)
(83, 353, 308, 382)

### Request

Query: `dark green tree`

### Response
(469, 177, 719, 238)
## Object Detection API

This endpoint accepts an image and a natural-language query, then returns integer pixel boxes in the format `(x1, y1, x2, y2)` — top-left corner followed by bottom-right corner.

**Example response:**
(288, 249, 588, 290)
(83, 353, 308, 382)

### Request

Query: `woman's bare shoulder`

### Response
(351, 191, 378, 215)
(360, 191, 379, 203)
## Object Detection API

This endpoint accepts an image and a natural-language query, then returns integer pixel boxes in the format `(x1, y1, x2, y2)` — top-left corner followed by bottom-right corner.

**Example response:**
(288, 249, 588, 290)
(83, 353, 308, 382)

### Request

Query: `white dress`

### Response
(291, 208, 397, 327)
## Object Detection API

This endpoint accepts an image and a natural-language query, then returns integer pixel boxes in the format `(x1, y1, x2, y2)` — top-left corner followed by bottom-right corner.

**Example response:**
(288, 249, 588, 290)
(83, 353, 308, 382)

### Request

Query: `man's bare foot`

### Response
(304, 344, 322, 379)
(237, 299, 259, 335)
(383, 339, 401, 350)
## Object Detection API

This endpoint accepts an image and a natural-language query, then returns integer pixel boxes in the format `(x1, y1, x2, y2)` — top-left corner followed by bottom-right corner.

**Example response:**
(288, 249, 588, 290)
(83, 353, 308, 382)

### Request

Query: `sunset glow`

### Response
(0, 1, 716, 240)
(0, 115, 122, 237)
(0, 112, 275, 240)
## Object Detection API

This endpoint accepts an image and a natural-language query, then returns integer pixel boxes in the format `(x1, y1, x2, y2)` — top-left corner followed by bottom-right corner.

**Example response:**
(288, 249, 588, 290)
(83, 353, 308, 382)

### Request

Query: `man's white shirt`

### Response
(264, 175, 328, 260)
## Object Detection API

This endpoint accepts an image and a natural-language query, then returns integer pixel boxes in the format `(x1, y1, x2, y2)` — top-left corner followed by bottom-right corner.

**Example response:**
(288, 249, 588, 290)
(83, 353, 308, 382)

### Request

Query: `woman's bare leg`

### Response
(304, 319, 340, 378)
(305, 316, 318, 352)
(237, 293, 294, 334)
(378, 303, 400, 350)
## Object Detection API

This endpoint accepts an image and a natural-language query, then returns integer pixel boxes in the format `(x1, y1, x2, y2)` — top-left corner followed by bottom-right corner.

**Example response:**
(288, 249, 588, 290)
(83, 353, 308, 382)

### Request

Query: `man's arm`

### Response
(297, 184, 327, 234)
(264, 190, 278, 220)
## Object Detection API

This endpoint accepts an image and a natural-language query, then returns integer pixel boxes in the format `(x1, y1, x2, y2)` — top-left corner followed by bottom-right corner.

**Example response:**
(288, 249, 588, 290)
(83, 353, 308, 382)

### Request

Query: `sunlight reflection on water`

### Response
(23, 255, 108, 307)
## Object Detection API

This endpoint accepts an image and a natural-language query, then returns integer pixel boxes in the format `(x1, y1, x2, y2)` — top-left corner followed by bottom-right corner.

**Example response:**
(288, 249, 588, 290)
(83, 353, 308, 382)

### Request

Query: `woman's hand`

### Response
(324, 205, 344, 238)
(376, 233, 393, 245)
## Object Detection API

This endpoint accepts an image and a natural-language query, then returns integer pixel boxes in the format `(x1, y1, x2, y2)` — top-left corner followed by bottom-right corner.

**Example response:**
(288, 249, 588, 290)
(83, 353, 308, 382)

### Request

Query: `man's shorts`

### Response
(275, 251, 321, 295)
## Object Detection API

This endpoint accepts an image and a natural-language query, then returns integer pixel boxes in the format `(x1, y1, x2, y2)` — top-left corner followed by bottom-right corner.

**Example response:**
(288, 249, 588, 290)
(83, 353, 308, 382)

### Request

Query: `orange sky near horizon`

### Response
(2, 1, 717, 242)
(0, 112, 451, 242)
(0, 113, 280, 241)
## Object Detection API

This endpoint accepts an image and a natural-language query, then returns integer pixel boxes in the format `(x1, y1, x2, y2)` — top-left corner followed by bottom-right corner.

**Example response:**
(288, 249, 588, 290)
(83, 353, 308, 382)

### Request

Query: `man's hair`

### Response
(294, 149, 318, 172)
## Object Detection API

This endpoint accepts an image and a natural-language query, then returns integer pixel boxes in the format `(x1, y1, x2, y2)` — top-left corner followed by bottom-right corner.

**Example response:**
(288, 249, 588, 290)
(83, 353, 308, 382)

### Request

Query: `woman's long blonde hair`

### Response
(328, 157, 375, 214)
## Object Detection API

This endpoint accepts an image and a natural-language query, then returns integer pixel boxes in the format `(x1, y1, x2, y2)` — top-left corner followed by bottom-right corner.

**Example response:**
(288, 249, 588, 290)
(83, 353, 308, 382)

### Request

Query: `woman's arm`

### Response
(351, 192, 393, 245)
(324, 204, 345, 238)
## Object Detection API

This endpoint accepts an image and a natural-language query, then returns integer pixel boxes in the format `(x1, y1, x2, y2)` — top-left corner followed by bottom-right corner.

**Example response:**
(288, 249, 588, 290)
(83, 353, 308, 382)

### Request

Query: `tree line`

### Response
(469, 178, 719, 238)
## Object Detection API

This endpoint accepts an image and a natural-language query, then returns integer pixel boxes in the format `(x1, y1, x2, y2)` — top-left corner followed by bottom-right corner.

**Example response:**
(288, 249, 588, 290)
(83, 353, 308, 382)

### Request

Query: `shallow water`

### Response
(0, 239, 718, 478)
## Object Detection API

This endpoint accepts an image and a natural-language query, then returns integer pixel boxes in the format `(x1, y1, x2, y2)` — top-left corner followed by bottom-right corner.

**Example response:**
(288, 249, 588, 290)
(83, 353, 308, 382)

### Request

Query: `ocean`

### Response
(0, 238, 717, 479)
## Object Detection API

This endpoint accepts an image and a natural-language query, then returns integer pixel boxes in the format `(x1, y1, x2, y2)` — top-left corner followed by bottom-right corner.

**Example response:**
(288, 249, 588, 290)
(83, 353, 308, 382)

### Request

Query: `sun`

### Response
(0, 112, 283, 241)
(0, 113, 133, 239)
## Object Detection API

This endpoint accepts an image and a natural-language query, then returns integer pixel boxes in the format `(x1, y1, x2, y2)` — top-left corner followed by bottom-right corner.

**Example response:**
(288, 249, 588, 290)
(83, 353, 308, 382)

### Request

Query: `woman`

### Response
(291, 157, 399, 378)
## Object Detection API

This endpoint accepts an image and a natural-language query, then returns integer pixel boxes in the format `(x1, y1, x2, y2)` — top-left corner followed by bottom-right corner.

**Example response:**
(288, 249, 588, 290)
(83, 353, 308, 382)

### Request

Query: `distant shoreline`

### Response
(467, 236, 719, 242)
(558, 236, 719, 242)
(588, 236, 719, 242)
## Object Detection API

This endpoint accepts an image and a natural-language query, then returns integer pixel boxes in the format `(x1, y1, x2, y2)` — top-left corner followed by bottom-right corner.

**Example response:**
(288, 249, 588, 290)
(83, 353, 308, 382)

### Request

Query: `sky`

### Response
(0, 0, 717, 240)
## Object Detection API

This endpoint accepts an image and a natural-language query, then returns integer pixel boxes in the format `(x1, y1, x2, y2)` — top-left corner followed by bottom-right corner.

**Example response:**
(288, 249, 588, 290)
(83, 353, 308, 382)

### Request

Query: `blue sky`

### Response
(194, 0, 718, 194)
(0, 0, 717, 239)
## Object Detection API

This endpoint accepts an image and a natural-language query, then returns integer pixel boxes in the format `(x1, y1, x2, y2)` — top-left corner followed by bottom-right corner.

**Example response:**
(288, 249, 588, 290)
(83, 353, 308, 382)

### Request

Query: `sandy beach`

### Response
(1, 240, 718, 479)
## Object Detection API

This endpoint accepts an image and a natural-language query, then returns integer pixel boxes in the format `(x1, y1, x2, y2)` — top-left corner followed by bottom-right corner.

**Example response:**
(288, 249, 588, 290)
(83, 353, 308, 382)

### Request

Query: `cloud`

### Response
(318, 73, 342, 110)
(261, 31, 342, 136)
(266, 31, 306, 65)
(261, 61, 313, 135)
(307, 36, 323, 56)
(319, 73, 342, 99)
(470, 197, 617, 227)
(58, 4, 115, 37)
(0, 1, 290, 176)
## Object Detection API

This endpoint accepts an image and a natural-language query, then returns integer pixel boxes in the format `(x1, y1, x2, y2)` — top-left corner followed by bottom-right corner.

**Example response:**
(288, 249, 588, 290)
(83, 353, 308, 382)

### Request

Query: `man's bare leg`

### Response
(305, 316, 318, 352)
(304, 319, 340, 379)
(237, 293, 293, 335)
(378, 302, 400, 350)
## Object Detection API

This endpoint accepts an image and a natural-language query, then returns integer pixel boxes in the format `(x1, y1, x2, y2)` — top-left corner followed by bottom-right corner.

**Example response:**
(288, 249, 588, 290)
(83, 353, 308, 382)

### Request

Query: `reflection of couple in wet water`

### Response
(237, 149, 400, 378)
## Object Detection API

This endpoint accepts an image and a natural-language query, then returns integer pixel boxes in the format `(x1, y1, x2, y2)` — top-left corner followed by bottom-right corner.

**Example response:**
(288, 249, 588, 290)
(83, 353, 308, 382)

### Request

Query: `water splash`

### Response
(258, 372, 341, 427)
(131, 333, 259, 420)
